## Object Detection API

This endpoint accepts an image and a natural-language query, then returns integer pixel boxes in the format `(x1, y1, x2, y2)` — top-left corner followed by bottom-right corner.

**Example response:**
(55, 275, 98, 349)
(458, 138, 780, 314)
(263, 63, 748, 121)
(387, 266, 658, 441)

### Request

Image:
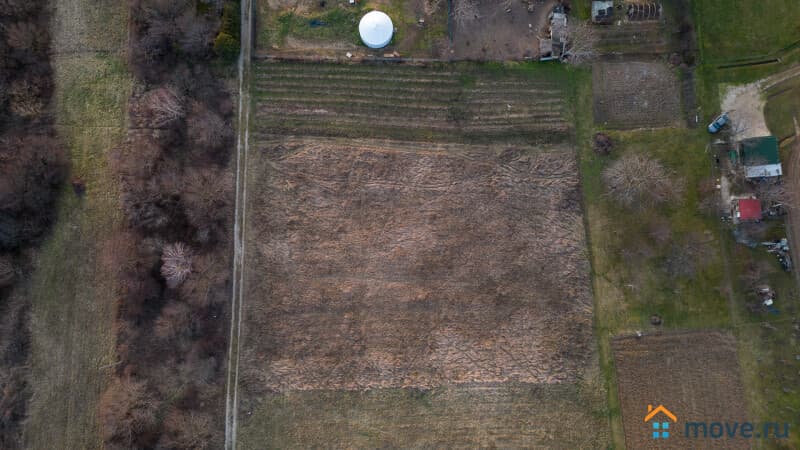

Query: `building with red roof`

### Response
(733, 198, 762, 223)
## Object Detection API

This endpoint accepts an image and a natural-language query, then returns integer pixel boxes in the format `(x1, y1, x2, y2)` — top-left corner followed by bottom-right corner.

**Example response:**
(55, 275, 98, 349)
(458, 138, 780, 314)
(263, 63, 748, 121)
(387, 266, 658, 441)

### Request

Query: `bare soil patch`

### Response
(593, 61, 682, 129)
(451, 0, 555, 60)
(613, 330, 749, 449)
(721, 82, 769, 140)
(241, 137, 593, 391)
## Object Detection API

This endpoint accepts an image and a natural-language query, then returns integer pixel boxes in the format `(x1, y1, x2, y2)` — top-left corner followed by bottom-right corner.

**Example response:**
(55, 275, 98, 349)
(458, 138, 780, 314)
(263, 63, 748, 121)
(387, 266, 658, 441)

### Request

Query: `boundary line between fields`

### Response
(224, 0, 253, 448)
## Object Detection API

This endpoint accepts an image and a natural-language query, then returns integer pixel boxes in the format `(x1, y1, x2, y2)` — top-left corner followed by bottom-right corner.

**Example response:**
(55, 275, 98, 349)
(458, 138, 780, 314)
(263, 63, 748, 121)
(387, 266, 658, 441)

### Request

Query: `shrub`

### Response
(0, 134, 66, 249)
(602, 153, 682, 209)
(158, 408, 213, 450)
(187, 101, 229, 153)
(213, 32, 238, 62)
(153, 300, 192, 340)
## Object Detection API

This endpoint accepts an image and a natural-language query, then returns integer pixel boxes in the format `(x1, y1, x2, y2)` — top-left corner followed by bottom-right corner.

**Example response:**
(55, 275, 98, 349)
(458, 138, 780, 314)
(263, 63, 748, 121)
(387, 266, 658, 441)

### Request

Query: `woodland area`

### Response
(98, 0, 239, 448)
(0, 1, 66, 448)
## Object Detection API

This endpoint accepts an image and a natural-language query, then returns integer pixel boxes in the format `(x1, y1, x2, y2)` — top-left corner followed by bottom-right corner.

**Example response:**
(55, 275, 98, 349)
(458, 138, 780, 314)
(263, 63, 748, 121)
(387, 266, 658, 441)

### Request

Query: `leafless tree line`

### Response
(0, 1, 66, 449)
(99, 1, 237, 449)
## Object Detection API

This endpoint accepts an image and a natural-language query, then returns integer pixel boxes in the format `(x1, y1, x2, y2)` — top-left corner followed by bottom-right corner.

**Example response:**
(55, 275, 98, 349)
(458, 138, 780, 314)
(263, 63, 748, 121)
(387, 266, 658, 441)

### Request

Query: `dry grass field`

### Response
(593, 61, 682, 129)
(235, 61, 608, 446)
(241, 137, 591, 391)
(613, 330, 749, 449)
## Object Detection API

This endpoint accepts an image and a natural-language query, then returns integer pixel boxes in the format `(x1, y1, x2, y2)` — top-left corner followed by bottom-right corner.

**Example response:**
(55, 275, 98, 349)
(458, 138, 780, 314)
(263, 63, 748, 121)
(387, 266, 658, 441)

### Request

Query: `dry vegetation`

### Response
(593, 61, 682, 129)
(603, 152, 684, 208)
(613, 331, 749, 449)
(0, 1, 67, 447)
(242, 138, 593, 392)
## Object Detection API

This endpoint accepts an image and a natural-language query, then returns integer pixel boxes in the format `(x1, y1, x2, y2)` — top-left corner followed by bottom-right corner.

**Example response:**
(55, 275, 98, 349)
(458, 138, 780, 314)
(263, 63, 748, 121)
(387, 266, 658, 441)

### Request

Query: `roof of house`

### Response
(741, 136, 780, 166)
(736, 198, 762, 221)
(744, 164, 783, 178)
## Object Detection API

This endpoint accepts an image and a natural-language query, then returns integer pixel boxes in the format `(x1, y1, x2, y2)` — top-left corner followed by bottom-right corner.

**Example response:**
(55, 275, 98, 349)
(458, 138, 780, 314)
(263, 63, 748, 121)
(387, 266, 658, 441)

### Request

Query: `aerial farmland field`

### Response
(231, 61, 610, 447)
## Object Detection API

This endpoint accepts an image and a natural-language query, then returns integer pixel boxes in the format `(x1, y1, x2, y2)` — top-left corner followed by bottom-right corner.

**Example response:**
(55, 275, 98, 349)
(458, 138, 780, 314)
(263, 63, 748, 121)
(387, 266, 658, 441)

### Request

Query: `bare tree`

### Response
(135, 86, 186, 129)
(0, 0, 40, 17)
(602, 153, 682, 208)
(453, 0, 479, 27)
(562, 21, 598, 65)
(153, 300, 192, 340)
(187, 100, 229, 152)
(98, 377, 160, 449)
(8, 78, 45, 118)
(161, 242, 193, 288)
(4, 21, 47, 52)
(0, 255, 15, 287)
(182, 166, 233, 243)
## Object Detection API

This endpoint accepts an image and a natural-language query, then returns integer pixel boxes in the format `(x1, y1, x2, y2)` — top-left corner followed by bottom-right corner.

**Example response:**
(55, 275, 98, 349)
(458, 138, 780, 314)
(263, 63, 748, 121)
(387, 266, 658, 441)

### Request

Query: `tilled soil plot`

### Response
(613, 330, 749, 450)
(593, 61, 682, 129)
(241, 137, 593, 391)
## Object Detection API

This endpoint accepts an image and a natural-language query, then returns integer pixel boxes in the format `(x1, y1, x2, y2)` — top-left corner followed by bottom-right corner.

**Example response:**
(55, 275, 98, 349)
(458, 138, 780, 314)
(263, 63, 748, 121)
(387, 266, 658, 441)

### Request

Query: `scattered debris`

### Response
(650, 315, 662, 326)
(762, 238, 793, 271)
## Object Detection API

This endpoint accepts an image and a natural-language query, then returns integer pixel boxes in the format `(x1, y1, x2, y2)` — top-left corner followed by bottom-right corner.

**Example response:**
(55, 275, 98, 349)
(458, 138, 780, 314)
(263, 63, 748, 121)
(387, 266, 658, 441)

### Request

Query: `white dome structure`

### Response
(359, 11, 394, 49)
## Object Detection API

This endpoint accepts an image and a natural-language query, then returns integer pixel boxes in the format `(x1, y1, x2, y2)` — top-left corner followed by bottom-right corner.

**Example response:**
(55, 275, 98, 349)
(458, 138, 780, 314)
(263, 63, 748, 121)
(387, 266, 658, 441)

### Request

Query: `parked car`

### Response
(707, 112, 729, 134)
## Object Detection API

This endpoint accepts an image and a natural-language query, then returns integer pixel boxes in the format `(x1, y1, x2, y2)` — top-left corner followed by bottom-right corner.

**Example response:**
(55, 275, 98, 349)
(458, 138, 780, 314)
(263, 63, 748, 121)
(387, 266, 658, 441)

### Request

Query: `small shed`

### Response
(733, 198, 762, 223)
(741, 136, 782, 178)
(591, 1, 614, 23)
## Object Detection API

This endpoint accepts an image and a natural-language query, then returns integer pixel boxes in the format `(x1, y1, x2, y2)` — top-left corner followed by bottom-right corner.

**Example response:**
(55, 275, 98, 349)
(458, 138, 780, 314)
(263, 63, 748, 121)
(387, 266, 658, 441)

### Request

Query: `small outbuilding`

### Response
(359, 11, 394, 49)
(591, 1, 614, 23)
(732, 198, 762, 223)
(740, 136, 782, 179)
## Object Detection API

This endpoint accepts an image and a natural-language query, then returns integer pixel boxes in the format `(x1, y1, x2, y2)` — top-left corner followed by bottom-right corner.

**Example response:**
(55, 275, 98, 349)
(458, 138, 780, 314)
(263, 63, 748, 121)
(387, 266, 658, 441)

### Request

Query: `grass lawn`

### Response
(727, 222, 800, 449)
(693, 0, 800, 63)
(256, 0, 447, 57)
(581, 127, 729, 333)
(765, 76, 800, 141)
(22, 0, 131, 447)
(23, 53, 131, 450)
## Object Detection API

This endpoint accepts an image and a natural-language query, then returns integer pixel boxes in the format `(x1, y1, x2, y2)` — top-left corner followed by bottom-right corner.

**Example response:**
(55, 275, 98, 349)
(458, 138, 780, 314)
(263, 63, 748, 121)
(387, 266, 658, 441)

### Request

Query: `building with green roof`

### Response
(740, 136, 782, 178)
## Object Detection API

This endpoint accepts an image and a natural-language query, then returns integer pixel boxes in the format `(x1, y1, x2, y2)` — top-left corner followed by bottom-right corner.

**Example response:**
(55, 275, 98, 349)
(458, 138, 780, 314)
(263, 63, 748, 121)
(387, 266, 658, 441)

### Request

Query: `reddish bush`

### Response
(157, 408, 214, 450)
(182, 166, 233, 244)
(98, 377, 161, 449)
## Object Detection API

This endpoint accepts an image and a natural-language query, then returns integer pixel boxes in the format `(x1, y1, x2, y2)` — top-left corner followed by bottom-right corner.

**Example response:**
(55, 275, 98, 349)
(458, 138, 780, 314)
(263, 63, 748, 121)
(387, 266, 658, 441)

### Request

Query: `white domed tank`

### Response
(359, 11, 394, 49)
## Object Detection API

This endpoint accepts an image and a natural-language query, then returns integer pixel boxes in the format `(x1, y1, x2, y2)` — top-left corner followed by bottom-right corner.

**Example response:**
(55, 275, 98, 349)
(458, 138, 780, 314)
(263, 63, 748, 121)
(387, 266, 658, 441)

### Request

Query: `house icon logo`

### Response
(644, 404, 677, 439)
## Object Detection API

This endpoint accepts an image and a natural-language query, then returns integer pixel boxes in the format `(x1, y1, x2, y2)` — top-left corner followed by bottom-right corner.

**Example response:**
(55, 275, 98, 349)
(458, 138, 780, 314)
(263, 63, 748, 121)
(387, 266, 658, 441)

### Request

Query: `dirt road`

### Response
(224, 0, 253, 448)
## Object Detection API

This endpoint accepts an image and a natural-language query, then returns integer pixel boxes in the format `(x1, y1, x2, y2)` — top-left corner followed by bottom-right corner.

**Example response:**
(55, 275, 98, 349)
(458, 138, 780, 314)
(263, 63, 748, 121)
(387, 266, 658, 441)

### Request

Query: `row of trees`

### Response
(98, 1, 239, 448)
(0, 1, 67, 448)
